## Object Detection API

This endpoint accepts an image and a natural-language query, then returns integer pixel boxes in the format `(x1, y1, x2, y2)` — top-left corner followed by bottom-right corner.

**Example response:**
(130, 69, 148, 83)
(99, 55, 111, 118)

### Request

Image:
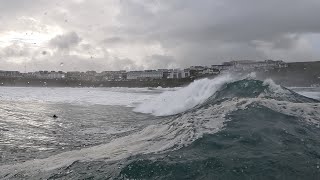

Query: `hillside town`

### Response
(0, 60, 287, 82)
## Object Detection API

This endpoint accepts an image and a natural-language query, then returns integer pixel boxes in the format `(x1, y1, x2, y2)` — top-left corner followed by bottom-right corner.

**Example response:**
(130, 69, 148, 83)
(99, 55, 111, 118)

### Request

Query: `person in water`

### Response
(53, 114, 58, 118)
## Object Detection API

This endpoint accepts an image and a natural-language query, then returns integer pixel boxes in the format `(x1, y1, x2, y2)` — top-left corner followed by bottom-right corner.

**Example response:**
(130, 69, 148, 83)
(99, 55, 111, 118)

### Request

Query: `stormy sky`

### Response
(0, 0, 320, 72)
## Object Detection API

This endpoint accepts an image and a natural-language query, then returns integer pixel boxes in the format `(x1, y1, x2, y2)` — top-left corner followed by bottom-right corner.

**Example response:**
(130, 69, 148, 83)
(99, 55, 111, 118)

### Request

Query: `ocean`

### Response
(0, 75, 320, 179)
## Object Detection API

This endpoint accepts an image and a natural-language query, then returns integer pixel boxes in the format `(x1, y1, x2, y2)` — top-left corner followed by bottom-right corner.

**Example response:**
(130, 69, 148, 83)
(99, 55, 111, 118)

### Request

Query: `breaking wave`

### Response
(134, 75, 318, 116)
(133, 75, 234, 116)
(1, 76, 320, 179)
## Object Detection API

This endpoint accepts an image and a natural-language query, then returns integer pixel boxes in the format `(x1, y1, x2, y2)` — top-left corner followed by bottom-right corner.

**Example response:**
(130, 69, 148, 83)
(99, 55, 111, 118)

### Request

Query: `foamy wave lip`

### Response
(296, 91, 320, 100)
(133, 74, 234, 116)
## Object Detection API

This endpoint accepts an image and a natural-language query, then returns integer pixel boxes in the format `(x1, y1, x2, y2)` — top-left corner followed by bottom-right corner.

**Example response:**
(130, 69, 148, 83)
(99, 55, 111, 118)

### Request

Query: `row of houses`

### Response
(126, 69, 191, 80)
(0, 70, 66, 79)
(0, 71, 21, 78)
(190, 60, 287, 73)
(35, 69, 193, 81)
(0, 60, 288, 81)
(222, 60, 288, 71)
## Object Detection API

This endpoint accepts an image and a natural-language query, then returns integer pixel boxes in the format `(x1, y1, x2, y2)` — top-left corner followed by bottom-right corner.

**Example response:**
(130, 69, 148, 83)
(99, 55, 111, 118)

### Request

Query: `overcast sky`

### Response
(0, 0, 320, 72)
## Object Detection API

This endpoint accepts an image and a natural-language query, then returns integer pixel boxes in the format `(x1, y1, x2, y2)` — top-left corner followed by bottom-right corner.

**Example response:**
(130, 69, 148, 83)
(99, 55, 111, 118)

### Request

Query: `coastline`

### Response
(1, 61, 320, 88)
(0, 77, 194, 88)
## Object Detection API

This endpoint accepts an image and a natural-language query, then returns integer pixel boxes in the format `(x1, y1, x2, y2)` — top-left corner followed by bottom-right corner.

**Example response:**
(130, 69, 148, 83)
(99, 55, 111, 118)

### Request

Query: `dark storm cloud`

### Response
(1, 0, 320, 71)
(104, 0, 320, 66)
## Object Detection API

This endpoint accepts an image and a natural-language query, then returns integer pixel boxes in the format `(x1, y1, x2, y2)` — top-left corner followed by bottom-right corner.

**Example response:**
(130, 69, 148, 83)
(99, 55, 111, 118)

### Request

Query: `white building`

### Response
(223, 60, 288, 71)
(100, 71, 125, 80)
(189, 66, 207, 71)
(0, 71, 22, 77)
(200, 68, 220, 75)
(66, 71, 81, 79)
(48, 72, 65, 79)
(127, 70, 163, 80)
(35, 71, 65, 79)
(127, 71, 143, 80)
(168, 69, 190, 79)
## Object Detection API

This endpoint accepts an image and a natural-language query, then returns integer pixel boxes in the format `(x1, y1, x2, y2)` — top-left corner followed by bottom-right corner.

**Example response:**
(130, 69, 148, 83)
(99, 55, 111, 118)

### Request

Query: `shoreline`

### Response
(0, 74, 319, 88)
(0, 77, 195, 88)
(1, 61, 320, 88)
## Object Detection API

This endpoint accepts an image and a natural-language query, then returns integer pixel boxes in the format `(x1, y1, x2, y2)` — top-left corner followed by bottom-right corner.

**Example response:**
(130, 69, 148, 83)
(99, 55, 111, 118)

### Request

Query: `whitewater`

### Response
(0, 75, 320, 179)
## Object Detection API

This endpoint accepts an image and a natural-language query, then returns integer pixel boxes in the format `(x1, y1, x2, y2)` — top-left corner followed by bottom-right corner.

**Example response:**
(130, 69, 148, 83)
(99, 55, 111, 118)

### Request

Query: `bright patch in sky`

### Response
(0, 18, 63, 48)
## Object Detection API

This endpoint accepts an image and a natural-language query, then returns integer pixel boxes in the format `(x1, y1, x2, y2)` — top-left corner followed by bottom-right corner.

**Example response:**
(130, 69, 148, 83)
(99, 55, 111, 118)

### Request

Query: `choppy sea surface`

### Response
(0, 75, 320, 179)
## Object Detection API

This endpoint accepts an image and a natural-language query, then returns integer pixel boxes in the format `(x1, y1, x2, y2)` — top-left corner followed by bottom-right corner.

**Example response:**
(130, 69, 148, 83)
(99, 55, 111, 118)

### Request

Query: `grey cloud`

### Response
(101, 37, 125, 44)
(27, 55, 141, 72)
(49, 32, 82, 50)
(110, 57, 143, 71)
(142, 55, 178, 69)
(251, 35, 302, 50)
(0, 43, 31, 57)
(1, 0, 320, 71)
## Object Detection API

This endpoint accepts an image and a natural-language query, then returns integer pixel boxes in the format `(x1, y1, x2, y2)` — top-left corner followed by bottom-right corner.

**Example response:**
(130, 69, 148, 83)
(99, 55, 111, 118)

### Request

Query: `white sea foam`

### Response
(0, 98, 247, 177)
(5, 96, 317, 177)
(134, 74, 234, 116)
(0, 87, 156, 107)
(258, 99, 320, 124)
(295, 91, 320, 100)
(1, 78, 319, 177)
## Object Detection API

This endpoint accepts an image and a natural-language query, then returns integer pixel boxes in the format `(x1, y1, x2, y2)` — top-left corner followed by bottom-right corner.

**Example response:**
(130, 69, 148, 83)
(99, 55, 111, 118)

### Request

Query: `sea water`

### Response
(0, 75, 320, 179)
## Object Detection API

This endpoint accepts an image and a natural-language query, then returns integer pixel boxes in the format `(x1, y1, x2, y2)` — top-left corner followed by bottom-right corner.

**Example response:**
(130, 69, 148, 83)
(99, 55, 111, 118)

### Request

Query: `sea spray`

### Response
(134, 74, 234, 116)
(2, 77, 320, 179)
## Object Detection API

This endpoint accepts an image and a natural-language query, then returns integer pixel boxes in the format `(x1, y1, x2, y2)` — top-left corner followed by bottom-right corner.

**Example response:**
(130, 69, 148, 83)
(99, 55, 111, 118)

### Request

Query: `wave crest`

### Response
(134, 75, 234, 116)
(135, 76, 318, 116)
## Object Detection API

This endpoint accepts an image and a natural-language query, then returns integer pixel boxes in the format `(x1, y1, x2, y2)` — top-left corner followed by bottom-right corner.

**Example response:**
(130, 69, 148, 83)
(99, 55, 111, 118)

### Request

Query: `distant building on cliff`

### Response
(211, 65, 232, 71)
(167, 69, 191, 79)
(127, 70, 163, 80)
(0, 71, 22, 78)
(33, 71, 65, 79)
(66, 71, 82, 80)
(200, 68, 220, 75)
(222, 60, 288, 71)
(99, 70, 126, 81)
